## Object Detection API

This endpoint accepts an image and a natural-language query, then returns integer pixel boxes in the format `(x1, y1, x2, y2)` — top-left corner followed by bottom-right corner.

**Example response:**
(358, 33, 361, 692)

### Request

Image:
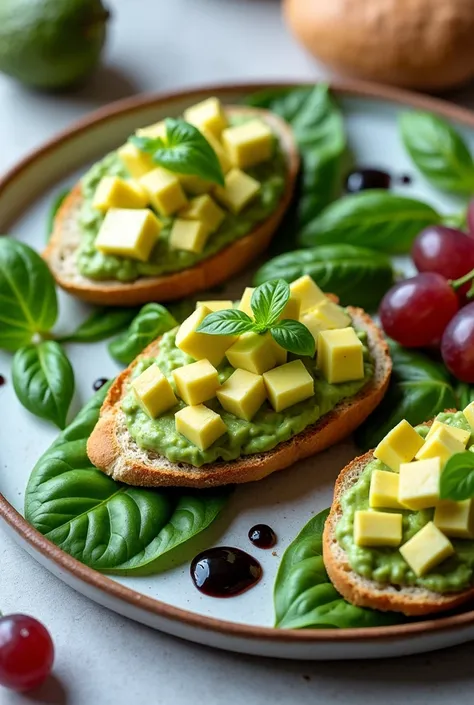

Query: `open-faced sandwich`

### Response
(44, 97, 299, 305)
(324, 406, 474, 616)
(87, 275, 392, 487)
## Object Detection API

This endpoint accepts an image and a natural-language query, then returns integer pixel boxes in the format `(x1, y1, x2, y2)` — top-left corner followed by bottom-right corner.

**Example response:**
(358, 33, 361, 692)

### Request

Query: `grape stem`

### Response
(450, 268, 474, 298)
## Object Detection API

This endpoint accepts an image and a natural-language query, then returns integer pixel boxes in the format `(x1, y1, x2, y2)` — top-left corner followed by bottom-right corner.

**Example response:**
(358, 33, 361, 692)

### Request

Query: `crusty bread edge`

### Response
(43, 106, 300, 306)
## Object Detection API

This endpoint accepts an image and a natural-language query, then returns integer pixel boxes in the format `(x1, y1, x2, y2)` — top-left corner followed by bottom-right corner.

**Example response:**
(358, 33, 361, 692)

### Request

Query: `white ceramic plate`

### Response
(2, 81, 474, 660)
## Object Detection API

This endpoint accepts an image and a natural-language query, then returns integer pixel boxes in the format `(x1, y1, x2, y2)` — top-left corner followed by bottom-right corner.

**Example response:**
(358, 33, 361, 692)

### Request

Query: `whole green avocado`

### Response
(0, 0, 110, 90)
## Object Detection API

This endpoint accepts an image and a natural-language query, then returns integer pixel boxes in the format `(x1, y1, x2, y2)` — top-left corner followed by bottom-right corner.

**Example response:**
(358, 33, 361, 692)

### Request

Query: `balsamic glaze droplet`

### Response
(399, 174, 412, 185)
(345, 168, 391, 193)
(0, 374, 5, 387)
(248, 524, 277, 549)
(93, 377, 109, 391)
(190, 547, 262, 598)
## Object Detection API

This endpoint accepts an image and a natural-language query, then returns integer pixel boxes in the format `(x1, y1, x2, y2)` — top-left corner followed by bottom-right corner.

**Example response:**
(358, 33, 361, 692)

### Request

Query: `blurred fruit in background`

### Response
(283, 0, 474, 90)
(0, 0, 110, 90)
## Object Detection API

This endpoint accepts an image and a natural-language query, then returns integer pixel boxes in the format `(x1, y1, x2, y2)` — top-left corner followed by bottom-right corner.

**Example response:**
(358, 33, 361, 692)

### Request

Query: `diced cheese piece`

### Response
(176, 305, 236, 367)
(463, 401, 474, 430)
(95, 208, 161, 262)
(299, 308, 326, 345)
(400, 522, 454, 577)
(280, 294, 300, 321)
(180, 195, 225, 233)
(415, 425, 465, 466)
(354, 510, 403, 547)
(434, 499, 474, 539)
(226, 332, 278, 376)
(196, 300, 233, 312)
(290, 275, 327, 313)
(177, 174, 212, 195)
(139, 167, 187, 216)
(132, 364, 177, 419)
(270, 338, 287, 366)
(175, 404, 227, 451)
(398, 457, 442, 510)
(117, 142, 155, 178)
(201, 128, 232, 174)
(184, 97, 228, 137)
(222, 119, 274, 169)
(214, 168, 261, 214)
(238, 287, 255, 317)
(426, 419, 470, 447)
(135, 120, 166, 139)
(317, 327, 364, 384)
(172, 359, 219, 406)
(169, 218, 210, 254)
(217, 368, 266, 421)
(369, 470, 406, 510)
(309, 300, 351, 330)
(263, 360, 314, 412)
(373, 420, 424, 472)
(92, 176, 148, 212)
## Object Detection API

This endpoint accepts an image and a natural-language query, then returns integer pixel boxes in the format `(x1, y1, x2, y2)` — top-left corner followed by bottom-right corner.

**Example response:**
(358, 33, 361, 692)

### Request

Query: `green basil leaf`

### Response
(440, 452, 474, 501)
(455, 381, 474, 410)
(254, 244, 395, 310)
(197, 309, 255, 336)
(60, 307, 137, 343)
(108, 303, 177, 365)
(355, 343, 457, 451)
(400, 111, 474, 195)
(298, 191, 442, 253)
(0, 238, 58, 351)
(251, 279, 290, 328)
(46, 188, 70, 242)
(12, 341, 74, 429)
(25, 384, 229, 572)
(271, 320, 315, 357)
(274, 509, 405, 629)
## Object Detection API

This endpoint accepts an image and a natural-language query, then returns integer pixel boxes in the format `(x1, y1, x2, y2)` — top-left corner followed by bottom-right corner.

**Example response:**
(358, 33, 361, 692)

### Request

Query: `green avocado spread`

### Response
(121, 323, 373, 468)
(336, 411, 474, 594)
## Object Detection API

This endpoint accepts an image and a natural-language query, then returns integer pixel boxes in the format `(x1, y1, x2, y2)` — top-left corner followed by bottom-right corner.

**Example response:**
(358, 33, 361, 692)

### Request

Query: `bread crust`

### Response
(43, 106, 299, 307)
(87, 307, 391, 488)
(323, 443, 474, 616)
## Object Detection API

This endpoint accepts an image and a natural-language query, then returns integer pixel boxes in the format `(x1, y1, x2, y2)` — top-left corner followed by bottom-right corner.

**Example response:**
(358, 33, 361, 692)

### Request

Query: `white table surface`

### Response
(2, 0, 474, 702)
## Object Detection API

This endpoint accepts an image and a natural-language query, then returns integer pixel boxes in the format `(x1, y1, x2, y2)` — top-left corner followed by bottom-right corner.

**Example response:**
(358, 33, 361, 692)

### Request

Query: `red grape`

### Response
(442, 302, 474, 382)
(0, 614, 54, 692)
(379, 272, 459, 347)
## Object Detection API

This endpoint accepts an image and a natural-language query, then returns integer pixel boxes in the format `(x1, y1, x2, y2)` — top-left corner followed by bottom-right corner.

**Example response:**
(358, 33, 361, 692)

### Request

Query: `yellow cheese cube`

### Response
(434, 499, 474, 539)
(299, 308, 326, 345)
(172, 359, 219, 406)
(180, 195, 225, 233)
(92, 176, 148, 212)
(369, 470, 406, 510)
(270, 338, 287, 366)
(201, 128, 232, 174)
(354, 510, 403, 547)
(280, 295, 301, 321)
(135, 120, 166, 139)
(463, 401, 474, 430)
(400, 522, 454, 577)
(214, 168, 261, 214)
(290, 275, 327, 313)
(398, 458, 442, 510)
(132, 364, 177, 419)
(217, 368, 266, 421)
(426, 419, 470, 447)
(317, 327, 364, 384)
(196, 300, 233, 312)
(415, 425, 465, 466)
(117, 142, 155, 178)
(178, 174, 212, 195)
(238, 287, 255, 317)
(222, 119, 274, 169)
(309, 300, 351, 330)
(139, 167, 187, 216)
(175, 404, 227, 451)
(176, 305, 236, 367)
(169, 219, 210, 254)
(95, 208, 161, 262)
(373, 420, 425, 472)
(263, 360, 314, 412)
(184, 97, 228, 137)
(226, 332, 278, 376)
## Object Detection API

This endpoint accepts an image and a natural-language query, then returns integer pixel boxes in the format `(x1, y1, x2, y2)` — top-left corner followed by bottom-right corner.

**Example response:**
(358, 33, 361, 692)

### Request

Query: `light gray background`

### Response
(2, 0, 474, 702)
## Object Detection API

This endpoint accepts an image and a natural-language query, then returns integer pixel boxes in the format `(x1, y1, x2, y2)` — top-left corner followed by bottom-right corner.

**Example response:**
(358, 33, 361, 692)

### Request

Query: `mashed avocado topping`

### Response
(121, 326, 373, 468)
(336, 411, 474, 593)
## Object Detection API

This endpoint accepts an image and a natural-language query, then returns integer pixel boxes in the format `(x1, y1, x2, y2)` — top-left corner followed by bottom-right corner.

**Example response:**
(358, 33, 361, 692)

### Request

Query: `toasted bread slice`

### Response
(43, 106, 299, 307)
(323, 448, 474, 617)
(87, 307, 391, 488)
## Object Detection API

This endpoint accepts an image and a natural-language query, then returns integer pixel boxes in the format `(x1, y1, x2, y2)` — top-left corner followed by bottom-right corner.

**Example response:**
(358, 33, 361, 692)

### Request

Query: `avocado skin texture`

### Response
(0, 0, 109, 90)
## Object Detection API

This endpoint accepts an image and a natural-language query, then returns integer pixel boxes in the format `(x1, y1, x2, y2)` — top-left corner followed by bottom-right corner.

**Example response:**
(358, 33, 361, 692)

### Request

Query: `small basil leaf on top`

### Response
(196, 309, 254, 336)
(251, 279, 290, 329)
(440, 452, 474, 502)
(108, 303, 178, 365)
(60, 307, 137, 343)
(271, 320, 315, 358)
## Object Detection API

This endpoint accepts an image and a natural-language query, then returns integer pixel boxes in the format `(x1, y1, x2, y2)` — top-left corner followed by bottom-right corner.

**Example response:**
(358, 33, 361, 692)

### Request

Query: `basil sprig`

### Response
(131, 118, 224, 186)
(440, 452, 474, 502)
(197, 279, 315, 357)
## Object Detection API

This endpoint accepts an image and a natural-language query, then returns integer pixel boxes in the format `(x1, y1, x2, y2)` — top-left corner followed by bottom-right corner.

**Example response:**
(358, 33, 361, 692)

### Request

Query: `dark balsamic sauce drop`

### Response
(93, 377, 109, 391)
(248, 524, 277, 549)
(190, 547, 262, 598)
(0, 374, 5, 386)
(345, 168, 391, 193)
(399, 174, 412, 185)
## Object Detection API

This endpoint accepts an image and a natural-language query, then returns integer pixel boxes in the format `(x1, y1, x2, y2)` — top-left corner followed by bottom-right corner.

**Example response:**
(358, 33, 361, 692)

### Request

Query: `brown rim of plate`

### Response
(2, 78, 474, 644)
